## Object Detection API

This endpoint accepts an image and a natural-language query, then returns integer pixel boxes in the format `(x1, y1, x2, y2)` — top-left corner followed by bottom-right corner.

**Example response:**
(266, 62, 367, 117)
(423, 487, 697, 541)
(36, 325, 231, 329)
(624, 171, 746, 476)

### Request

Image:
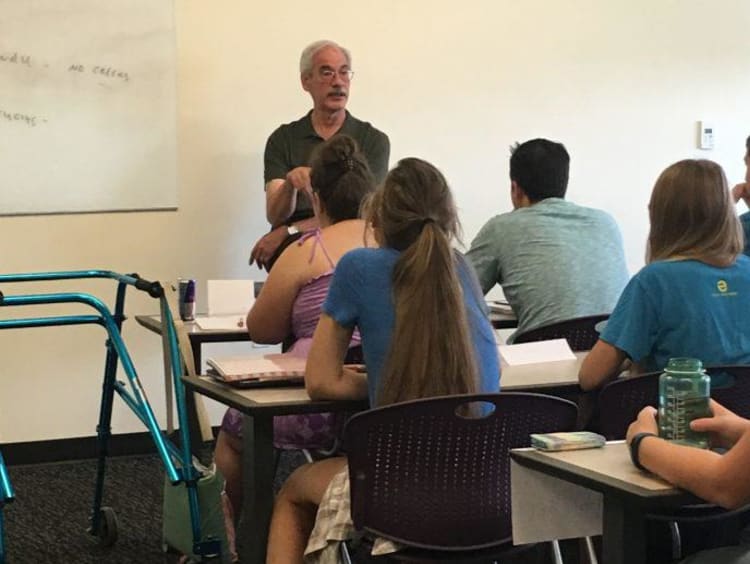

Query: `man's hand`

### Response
(286, 166, 312, 198)
(249, 226, 288, 270)
(626, 406, 658, 444)
(732, 182, 750, 208)
(691, 400, 750, 450)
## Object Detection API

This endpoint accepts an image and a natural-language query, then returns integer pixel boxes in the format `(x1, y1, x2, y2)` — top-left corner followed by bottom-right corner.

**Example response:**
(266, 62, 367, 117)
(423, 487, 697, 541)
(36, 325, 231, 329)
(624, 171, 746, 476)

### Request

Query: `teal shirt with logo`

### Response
(601, 256, 750, 372)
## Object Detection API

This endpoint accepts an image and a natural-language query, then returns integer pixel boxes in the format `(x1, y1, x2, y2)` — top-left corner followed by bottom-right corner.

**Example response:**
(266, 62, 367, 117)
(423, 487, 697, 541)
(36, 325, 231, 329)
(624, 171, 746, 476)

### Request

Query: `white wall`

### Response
(1, 0, 749, 443)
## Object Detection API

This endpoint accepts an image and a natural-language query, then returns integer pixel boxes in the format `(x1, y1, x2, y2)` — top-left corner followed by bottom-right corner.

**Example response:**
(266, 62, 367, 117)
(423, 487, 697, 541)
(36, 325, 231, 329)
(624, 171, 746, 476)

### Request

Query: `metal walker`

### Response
(0, 270, 221, 562)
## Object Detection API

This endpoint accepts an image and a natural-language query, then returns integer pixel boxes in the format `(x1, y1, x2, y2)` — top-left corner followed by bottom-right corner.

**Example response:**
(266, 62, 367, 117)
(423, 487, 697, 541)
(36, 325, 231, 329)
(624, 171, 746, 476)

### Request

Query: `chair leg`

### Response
(583, 536, 598, 564)
(340, 540, 354, 564)
(551, 540, 564, 564)
(669, 521, 682, 561)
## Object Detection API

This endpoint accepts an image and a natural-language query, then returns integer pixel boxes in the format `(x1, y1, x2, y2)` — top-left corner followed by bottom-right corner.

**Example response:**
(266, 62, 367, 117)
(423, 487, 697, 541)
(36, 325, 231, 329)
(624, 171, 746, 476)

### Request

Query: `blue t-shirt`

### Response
(601, 256, 750, 372)
(323, 247, 500, 405)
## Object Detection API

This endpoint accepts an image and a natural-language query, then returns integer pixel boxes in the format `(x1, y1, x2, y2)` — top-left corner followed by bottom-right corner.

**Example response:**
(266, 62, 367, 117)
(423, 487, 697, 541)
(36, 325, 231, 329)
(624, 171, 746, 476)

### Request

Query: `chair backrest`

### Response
(513, 314, 610, 351)
(597, 365, 750, 440)
(598, 372, 660, 440)
(344, 393, 578, 551)
(706, 365, 750, 418)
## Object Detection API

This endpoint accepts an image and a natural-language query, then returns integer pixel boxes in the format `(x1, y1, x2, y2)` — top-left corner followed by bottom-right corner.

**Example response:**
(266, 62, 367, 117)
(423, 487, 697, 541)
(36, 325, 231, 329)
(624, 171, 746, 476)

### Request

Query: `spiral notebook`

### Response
(206, 354, 305, 388)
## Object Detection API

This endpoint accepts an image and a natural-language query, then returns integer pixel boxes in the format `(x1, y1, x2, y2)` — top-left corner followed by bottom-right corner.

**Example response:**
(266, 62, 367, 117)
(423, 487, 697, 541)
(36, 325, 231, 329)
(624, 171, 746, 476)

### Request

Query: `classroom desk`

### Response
(182, 353, 584, 564)
(510, 442, 697, 564)
(134, 314, 250, 370)
(181, 376, 367, 564)
(136, 312, 515, 359)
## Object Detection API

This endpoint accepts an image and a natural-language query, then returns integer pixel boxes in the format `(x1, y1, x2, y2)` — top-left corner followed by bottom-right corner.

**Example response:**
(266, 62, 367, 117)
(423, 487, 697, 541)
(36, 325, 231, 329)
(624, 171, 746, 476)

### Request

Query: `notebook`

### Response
(206, 354, 305, 388)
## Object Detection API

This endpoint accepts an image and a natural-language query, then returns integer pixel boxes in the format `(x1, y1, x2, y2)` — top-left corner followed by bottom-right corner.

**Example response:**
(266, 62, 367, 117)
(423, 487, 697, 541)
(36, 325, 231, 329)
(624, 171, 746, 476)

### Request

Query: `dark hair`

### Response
(309, 135, 375, 223)
(365, 158, 478, 406)
(509, 138, 570, 201)
(746, 135, 750, 152)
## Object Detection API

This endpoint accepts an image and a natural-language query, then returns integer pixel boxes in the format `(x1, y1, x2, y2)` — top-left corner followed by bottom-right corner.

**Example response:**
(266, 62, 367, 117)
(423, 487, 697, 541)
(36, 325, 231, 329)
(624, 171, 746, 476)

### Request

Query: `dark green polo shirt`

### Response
(263, 110, 390, 223)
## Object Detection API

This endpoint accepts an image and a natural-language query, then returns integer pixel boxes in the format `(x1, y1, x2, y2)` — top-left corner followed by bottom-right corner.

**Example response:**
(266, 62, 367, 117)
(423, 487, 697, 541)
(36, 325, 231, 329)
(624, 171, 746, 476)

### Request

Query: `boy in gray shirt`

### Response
(467, 138, 629, 342)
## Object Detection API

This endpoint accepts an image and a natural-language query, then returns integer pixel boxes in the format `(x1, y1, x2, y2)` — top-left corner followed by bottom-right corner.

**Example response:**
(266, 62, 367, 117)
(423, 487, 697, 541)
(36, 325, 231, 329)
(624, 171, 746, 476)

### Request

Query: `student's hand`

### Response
(249, 226, 287, 270)
(286, 167, 312, 198)
(691, 400, 750, 450)
(732, 182, 750, 208)
(626, 406, 658, 444)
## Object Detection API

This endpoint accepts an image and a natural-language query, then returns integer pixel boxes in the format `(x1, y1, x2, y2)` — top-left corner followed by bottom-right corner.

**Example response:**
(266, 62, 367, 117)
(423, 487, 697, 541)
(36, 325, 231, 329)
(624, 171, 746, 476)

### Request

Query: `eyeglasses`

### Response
(318, 68, 354, 82)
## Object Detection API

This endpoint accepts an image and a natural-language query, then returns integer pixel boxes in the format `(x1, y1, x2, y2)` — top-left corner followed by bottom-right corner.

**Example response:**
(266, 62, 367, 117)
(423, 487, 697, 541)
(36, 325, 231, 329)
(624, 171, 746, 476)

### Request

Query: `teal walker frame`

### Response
(0, 270, 220, 563)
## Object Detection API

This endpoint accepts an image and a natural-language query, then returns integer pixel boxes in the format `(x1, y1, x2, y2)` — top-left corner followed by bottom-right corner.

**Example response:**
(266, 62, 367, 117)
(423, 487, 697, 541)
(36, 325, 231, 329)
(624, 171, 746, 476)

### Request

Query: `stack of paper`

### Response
(498, 339, 576, 366)
(194, 279, 255, 331)
(487, 300, 514, 315)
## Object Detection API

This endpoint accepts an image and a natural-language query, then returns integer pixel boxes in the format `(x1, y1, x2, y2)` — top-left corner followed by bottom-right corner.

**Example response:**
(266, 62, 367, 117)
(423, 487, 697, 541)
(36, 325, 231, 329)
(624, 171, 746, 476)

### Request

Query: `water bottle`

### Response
(658, 357, 711, 448)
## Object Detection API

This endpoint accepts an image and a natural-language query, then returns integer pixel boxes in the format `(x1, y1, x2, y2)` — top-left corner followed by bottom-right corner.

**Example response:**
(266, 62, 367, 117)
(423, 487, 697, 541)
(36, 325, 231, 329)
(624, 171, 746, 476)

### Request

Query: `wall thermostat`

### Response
(699, 121, 715, 150)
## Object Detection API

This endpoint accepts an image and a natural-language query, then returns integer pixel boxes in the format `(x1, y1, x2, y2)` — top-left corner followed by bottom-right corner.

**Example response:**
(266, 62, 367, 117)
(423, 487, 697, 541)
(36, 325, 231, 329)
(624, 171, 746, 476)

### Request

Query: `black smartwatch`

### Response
(629, 432, 658, 472)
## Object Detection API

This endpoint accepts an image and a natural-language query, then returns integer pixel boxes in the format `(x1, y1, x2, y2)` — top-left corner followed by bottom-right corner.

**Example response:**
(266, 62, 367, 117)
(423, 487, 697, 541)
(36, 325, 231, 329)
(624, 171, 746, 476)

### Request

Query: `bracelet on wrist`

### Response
(629, 432, 658, 472)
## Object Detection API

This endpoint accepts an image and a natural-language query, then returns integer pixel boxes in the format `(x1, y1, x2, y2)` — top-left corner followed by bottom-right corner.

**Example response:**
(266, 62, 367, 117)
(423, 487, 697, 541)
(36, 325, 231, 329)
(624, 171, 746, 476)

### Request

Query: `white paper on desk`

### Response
(194, 315, 245, 331)
(487, 300, 514, 315)
(207, 280, 255, 316)
(498, 339, 575, 365)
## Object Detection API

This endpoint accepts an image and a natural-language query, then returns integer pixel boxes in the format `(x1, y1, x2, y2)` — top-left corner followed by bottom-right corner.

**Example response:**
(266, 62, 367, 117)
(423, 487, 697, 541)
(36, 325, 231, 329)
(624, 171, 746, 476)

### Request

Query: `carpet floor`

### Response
(2, 451, 305, 564)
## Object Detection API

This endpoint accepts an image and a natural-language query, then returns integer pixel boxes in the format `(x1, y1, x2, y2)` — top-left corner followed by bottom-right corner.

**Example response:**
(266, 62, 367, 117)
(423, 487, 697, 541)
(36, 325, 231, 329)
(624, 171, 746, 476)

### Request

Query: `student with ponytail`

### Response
(265, 157, 500, 563)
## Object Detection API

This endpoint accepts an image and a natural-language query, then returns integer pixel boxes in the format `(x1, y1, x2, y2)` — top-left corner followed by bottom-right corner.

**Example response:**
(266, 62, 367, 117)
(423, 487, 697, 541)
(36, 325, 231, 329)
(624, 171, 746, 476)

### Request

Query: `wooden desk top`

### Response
(182, 375, 369, 416)
(184, 352, 584, 417)
(511, 442, 696, 506)
(135, 314, 250, 342)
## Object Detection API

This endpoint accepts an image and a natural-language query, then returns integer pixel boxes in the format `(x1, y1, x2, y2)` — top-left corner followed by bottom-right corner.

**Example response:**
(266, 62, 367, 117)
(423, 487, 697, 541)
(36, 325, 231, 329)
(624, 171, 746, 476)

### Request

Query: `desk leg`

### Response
(602, 497, 646, 564)
(184, 338, 212, 463)
(237, 414, 274, 564)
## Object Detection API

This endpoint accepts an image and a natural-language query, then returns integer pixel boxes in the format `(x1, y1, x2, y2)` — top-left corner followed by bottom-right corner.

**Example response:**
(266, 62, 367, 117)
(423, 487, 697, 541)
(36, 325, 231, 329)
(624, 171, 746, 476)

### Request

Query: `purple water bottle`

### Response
(178, 278, 196, 321)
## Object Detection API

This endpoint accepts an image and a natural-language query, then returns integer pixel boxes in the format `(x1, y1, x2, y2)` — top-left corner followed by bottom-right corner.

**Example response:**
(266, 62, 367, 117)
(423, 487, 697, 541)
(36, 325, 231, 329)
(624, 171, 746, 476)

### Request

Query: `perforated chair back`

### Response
(598, 365, 750, 441)
(344, 393, 578, 551)
(598, 372, 660, 440)
(513, 314, 610, 351)
(706, 365, 750, 418)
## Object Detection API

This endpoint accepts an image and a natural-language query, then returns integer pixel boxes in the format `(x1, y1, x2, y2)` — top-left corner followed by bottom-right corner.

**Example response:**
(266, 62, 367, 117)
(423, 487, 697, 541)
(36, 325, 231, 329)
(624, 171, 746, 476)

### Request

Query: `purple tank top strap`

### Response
(297, 228, 336, 269)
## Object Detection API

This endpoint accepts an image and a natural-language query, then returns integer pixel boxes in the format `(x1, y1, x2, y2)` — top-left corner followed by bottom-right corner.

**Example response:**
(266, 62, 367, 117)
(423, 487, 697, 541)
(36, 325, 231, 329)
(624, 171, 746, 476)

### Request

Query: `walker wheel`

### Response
(95, 506, 119, 547)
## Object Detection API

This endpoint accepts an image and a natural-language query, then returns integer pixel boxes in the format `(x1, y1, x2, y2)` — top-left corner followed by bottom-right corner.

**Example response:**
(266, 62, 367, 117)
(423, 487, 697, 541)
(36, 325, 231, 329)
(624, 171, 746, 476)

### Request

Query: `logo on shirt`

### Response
(713, 279, 737, 297)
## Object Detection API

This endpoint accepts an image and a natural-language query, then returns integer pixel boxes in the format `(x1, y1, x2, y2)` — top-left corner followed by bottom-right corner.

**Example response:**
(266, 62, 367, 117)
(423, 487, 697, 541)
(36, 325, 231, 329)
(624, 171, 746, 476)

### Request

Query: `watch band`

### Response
(629, 432, 658, 472)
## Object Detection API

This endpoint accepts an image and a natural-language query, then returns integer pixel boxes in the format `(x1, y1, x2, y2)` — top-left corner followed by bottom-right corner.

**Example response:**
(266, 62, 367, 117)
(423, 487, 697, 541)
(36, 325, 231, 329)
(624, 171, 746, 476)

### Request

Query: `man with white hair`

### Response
(250, 40, 390, 270)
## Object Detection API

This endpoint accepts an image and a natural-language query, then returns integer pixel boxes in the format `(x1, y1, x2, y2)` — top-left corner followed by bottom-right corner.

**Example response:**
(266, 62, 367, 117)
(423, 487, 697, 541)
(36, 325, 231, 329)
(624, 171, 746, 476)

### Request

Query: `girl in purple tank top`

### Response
(214, 135, 376, 521)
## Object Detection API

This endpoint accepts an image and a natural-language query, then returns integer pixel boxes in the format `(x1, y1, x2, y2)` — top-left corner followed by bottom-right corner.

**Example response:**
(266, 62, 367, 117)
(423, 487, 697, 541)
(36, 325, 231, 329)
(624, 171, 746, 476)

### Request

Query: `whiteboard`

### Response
(0, 0, 177, 215)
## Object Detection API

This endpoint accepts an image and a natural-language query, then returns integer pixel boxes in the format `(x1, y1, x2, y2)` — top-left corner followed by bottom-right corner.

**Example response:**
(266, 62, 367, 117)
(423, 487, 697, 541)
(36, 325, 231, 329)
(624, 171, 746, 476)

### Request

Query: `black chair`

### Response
(341, 392, 579, 563)
(598, 366, 750, 561)
(513, 314, 610, 351)
(598, 365, 750, 440)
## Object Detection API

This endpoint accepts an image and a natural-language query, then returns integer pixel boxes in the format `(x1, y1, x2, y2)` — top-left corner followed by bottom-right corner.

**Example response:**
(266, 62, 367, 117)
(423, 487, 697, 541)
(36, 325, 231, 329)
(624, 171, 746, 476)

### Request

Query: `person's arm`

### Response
(627, 406, 750, 509)
(245, 244, 303, 344)
(578, 339, 628, 391)
(465, 220, 502, 295)
(305, 314, 368, 401)
(732, 182, 750, 209)
(266, 167, 313, 227)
